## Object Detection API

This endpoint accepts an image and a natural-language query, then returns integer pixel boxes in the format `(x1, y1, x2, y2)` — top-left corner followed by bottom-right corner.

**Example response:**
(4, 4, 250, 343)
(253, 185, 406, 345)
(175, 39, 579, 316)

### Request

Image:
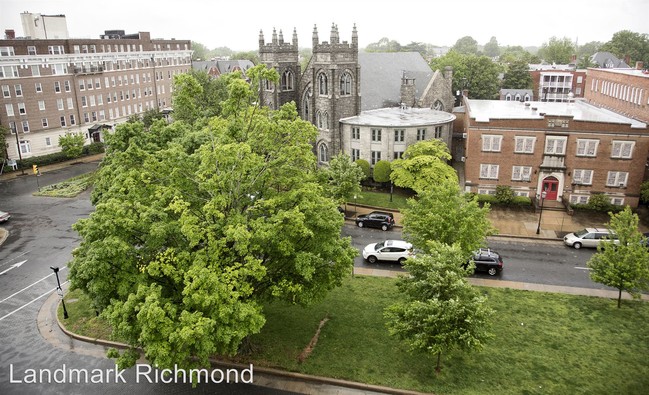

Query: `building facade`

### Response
(584, 65, 649, 124)
(462, 99, 648, 207)
(1, 29, 192, 161)
(529, 67, 587, 102)
(340, 107, 455, 166)
(258, 24, 454, 166)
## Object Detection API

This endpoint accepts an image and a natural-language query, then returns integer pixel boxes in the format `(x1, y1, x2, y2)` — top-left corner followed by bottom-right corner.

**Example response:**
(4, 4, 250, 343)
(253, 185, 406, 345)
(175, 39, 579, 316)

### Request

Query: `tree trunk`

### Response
(435, 352, 442, 374)
(617, 288, 622, 308)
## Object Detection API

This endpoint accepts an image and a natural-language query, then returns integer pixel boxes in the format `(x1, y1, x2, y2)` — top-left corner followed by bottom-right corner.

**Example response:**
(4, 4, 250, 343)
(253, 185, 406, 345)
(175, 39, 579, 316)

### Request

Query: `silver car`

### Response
(563, 228, 618, 249)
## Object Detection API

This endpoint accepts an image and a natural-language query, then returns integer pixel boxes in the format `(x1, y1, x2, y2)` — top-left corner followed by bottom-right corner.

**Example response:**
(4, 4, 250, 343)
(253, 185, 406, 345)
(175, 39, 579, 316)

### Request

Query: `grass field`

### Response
(33, 171, 96, 198)
(60, 276, 649, 394)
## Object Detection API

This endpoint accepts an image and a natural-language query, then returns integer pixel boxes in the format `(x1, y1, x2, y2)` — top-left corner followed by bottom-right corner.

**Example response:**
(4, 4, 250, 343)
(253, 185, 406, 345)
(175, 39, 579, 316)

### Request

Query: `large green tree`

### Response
(384, 242, 494, 373)
(430, 51, 501, 99)
(483, 36, 500, 58)
(191, 41, 209, 61)
(401, 180, 494, 258)
(587, 207, 649, 308)
(365, 37, 402, 52)
(58, 133, 85, 159)
(70, 65, 357, 371)
(600, 30, 649, 66)
(452, 36, 479, 55)
(538, 37, 575, 64)
(501, 59, 533, 90)
(390, 140, 457, 194)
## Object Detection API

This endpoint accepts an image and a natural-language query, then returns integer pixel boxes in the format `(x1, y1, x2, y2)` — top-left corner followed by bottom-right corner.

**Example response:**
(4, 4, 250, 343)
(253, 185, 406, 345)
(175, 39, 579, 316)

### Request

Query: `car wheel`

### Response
(573, 242, 582, 249)
(357, 221, 364, 228)
(488, 267, 498, 276)
(367, 255, 377, 264)
(398, 257, 406, 264)
(381, 224, 388, 231)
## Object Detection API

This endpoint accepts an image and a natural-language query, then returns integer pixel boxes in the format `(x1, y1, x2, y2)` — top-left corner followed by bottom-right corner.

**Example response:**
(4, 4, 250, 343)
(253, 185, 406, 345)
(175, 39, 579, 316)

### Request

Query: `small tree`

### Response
(385, 242, 494, 373)
(327, 153, 364, 211)
(372, 160, 391, 184)
(355, 159, 370, 181)
(390, 140, 457, 194)
(58, 133, 85, 159)
(587, 206, 649, 307)
(640, 181, 649, 205)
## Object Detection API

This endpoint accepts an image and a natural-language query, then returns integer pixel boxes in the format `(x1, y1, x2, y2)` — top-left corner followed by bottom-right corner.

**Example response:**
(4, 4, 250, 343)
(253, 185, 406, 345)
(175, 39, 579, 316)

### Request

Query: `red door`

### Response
(542, 176, 559, 200)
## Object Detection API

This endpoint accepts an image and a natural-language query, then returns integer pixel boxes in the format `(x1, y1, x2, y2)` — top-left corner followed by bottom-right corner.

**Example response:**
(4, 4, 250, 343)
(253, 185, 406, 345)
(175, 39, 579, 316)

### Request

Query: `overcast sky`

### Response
(1, 0, 648, 51)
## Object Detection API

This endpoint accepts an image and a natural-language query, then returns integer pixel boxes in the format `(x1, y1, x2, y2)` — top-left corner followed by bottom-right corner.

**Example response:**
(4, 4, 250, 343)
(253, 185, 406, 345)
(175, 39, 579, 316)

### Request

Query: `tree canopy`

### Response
(501, 59, 533, 90)
(587, 207, 649, 307)
(430, 51, 502, 99)
(452, 36, 479, 55)
(69, 65, 357, 371)
(326, 153, 364, 207)
(483, 36, 500, 58)
(538, 37, 576, 64)
(401, 181, 494, 258)
(390, 139, 457, 194)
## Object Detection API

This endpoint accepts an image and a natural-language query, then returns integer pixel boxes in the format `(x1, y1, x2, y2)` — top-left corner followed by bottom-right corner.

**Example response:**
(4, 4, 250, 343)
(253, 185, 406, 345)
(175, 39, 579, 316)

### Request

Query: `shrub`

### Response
(571, 193, 624, 213)
(83, 142, 105, 155)
(494, 185, 515, 205)
(58, 133, 85, 159)
(373, 160, 391, 183)
(355, 159, 370, 180)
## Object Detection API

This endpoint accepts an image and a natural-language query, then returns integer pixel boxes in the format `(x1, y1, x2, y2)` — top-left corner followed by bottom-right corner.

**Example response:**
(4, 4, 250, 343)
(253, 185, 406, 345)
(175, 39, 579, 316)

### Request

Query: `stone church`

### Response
(258, 24, 455, 164)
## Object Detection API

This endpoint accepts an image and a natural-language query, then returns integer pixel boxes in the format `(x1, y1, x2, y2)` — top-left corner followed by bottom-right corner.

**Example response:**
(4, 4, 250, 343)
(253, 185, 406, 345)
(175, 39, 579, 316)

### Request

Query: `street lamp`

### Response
(536, 190, 547, 235)
(353, 195, 357, 216)
(50, 266, 69, 319)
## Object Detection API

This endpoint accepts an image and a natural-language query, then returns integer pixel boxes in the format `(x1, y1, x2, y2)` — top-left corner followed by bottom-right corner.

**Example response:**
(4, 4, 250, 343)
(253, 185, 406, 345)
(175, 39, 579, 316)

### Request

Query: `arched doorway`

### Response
(542, 176, 559, 200)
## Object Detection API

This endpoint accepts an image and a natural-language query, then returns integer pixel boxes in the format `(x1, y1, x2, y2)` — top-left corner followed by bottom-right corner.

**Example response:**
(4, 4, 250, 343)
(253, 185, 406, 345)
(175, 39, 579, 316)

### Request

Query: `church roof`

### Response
(358, 52, 433, 111)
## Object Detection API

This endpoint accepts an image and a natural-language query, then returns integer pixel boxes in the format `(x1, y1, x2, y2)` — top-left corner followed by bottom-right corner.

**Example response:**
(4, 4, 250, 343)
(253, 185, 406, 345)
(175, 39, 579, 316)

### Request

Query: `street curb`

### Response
(53, 298, 428, 395)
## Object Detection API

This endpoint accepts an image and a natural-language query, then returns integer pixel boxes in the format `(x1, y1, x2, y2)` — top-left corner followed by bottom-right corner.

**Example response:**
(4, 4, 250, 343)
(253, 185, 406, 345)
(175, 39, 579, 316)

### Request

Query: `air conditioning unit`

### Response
(460, 156, 466, 162)
(462, 133, 468, 139)
(619, 182, 625, 187)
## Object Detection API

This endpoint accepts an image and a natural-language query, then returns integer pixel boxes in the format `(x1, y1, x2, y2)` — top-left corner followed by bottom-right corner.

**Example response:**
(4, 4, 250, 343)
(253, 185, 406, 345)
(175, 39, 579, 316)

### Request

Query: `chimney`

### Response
(571, 54, 577, 63)
(5, 29, 15, 39)
(400, 72, 416, 107)
(636, 61, 644, 70)
(624, 55, 631, 66)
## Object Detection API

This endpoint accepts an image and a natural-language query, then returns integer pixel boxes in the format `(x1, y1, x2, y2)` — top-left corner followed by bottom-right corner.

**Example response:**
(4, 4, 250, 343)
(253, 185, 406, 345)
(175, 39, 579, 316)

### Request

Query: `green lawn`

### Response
(34, 171, 96, 197)
(60, 276, 649, 394)
(351, 189, 411, 210)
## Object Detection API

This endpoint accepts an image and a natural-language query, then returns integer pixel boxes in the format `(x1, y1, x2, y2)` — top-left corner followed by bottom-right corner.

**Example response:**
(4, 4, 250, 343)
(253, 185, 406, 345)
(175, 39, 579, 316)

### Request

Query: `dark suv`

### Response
(355, 211, 395, 231)
(468, 248, 503, 276)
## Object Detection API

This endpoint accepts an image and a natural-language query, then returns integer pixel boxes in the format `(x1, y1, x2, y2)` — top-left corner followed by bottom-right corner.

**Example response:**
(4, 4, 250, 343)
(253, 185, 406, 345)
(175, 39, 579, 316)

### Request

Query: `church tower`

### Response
(301, 23, 361, 163)
(258, 27, 300, 110)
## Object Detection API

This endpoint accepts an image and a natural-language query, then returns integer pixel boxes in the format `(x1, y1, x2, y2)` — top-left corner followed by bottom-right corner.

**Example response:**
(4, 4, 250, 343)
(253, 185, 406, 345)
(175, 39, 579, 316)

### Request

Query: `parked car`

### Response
(0, 210, 10, 223)
(355, 211, 395, 231)
(468, 248, 504, 276)
(362, 239, 413, 264)
(563, 228, 618, 249)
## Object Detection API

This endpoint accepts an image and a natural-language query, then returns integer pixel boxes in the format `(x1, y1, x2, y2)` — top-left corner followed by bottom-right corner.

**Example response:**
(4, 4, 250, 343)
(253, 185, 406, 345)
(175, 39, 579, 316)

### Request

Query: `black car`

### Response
(468, 248, 503, 276)
(354, 211, 395, 231)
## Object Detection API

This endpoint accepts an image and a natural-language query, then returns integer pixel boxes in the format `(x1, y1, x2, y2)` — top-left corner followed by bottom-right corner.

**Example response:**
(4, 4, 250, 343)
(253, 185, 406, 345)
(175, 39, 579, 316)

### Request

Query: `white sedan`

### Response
(362, 240, 413, 264)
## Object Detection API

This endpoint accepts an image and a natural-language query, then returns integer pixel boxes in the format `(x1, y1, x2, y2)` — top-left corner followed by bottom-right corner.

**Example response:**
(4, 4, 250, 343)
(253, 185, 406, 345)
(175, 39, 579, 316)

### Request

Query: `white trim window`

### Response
(31, 65, 40, 76)
(35, 82, 42, 93)
(351, 127, 360, 140)
(17, 103, 26, 115)
(371, 151, 381, 165)
(57, 99, 64, 111)
(544, 136, 567, 155)
(511, 166, 532, 181)
(38, 100, 46, 111)
(5, 103, 14, 117)
(572, 169, 593, 185)
(610, 197, 625, 206)
(514, 190, 530, 197)
(480, 164, 499, 179)
(19, 140, 31, 154)
(569, 194, 590, 204)
(351, 148, 360, 162)
(371, 129, 382, 142)
(417, 128, 426, 141)
(606, 171, 628, 187)
(611, 141, 634, 159)
(14, 84, 22, 97)
(41, 118, 48, 128)
(576, 139, 599, 157)
(0, 46, 15, 56)
(482, 135, 502, 152)
(2, 84, 10, 98)
(478, 188, 497, 195)
(394, 129, 405, 142)
(514, 136, 535, 153)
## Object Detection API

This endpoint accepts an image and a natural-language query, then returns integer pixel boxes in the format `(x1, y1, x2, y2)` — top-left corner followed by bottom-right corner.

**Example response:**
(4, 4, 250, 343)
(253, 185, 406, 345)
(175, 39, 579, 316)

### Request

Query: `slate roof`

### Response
(358, 52, 433, 111)
(191, 59, 255, 74)
(590, 52, 630, 68)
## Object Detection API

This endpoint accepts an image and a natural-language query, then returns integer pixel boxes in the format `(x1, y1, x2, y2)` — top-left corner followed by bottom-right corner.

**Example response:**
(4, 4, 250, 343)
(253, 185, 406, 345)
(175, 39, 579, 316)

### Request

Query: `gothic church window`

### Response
(319, 143, 328, 163)
(318, 73, 328, 95)
(264, 79, 273, 91)
(281, 70, 294, 91)
(316, 110, 329, 130)
(340, 72, 352, 96)
(302, 87, 312, 119)
(433, 100, 444, 111)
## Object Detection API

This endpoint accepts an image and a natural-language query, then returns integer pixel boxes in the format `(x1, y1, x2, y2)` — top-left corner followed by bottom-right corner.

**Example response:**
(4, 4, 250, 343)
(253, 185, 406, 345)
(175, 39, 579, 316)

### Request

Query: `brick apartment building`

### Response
(583, 64, 649, 124)
(529, 65, 588, 102)
(461, 99, 649, 207)
(1, 13, 191, 162)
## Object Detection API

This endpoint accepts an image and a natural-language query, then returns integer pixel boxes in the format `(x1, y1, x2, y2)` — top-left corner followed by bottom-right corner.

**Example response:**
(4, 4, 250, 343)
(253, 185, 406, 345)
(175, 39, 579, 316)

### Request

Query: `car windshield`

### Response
(374, 242, 385, 250)
(574, 229, 589, 237)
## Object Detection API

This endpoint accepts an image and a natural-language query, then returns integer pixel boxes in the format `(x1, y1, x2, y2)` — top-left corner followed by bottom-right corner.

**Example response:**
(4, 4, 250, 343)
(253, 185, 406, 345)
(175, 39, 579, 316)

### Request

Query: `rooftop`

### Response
(466, 99, 647, 129)
(587, 67, 649, 78)
(340, 107, 456, 127)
